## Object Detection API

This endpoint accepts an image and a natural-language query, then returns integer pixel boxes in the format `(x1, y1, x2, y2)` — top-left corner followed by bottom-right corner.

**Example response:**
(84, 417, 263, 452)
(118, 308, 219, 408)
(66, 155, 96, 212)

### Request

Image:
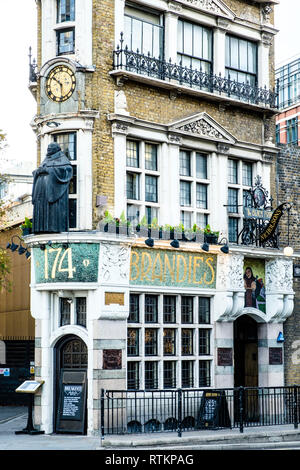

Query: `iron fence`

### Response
(113, 33, 278, 109)
(101, 386, 300, 438)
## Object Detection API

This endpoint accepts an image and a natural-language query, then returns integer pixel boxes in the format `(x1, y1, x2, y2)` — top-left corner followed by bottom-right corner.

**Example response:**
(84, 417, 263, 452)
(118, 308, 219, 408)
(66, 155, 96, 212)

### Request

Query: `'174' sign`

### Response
(33, 243, 99, 283)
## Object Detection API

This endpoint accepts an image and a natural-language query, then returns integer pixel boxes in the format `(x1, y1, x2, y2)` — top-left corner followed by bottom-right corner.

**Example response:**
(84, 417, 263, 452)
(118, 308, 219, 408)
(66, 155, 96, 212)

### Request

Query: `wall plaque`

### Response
(217, 348, 233, 366)
(103, 349, 122, 370)
(105, 292, 125, 306)
(269, 347, 283, 365)
(130, 248, 217, 288)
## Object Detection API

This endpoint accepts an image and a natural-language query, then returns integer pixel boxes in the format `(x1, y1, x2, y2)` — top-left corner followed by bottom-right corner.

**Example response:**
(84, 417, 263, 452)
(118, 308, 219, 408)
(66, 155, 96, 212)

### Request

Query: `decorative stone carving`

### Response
(168, 134, 182, 145)
(115, 90, 129, 116)
(261, 32, 273, 47)
(261, 3, 273, 24)
(266, 258, 294, 293)
(180, 0, 222, 14)
(100, 243, 130, 283)
(217, 143, 230, 154)
(264, 117, 274, 145)
(111, 122, 129, 136)
(178, 119, 223, 139)
(217, 253, 244, 291)
(167, 1, 183, 13)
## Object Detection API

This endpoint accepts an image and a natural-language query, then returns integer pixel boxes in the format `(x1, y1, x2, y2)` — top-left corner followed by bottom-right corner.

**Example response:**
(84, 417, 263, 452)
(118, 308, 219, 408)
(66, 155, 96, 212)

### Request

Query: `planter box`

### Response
(204, 234, 218, 244)
(21, 228, 32, 236)
(136, 226, 149, 238)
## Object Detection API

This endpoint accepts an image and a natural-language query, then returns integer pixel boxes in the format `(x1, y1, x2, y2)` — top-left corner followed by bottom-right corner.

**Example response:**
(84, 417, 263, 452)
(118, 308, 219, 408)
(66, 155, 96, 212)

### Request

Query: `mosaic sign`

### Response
(243, 258, 266, 313)
(130, 248, 217, 288)
(33, 243, 99, 283)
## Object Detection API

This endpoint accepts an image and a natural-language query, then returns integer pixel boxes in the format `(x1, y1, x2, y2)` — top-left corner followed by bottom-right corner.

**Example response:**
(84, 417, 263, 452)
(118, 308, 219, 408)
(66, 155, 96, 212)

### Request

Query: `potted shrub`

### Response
(174, 223, 185, 241)
(161, 224, 174, 240)
(148, 217, 159, 239)
(183, 225, 197, 242)
(116, 211, 131, 235)
(100, 210, 114, 232)
(136, 215, 149, 237)
(20, 217, 32, 236)
(203, 224, 219, 244)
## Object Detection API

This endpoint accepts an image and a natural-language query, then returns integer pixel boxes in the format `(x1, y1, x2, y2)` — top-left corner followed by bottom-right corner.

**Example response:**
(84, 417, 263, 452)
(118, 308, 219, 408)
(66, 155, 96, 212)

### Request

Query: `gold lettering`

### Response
(57, 247, 76, 279)
(164, 253, 175, 282)
(204, 257, 215, 285)
(193, 256, 204, 284)
(141, 251, 152, 282)
(44, 248, 49, 280)
(176, 254, 187, 283)
(130, 251, 140, 281)
(188, 255, 193, 283)
(152, 253, 163, 282)
(49, 247, 62, 279)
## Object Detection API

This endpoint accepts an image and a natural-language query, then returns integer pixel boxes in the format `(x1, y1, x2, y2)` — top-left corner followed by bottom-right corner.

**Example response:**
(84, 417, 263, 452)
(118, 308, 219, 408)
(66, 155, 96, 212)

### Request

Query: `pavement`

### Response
(1, 405, 300, 451)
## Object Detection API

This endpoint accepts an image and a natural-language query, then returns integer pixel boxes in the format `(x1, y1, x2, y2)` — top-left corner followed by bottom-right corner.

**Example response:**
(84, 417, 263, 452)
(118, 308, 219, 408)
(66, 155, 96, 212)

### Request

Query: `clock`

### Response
(46, 65, 76, 102)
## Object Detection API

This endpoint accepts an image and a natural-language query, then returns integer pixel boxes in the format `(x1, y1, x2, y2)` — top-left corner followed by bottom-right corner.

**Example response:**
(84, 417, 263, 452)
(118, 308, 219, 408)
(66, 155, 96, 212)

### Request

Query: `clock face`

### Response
(46, 65, 76, 102)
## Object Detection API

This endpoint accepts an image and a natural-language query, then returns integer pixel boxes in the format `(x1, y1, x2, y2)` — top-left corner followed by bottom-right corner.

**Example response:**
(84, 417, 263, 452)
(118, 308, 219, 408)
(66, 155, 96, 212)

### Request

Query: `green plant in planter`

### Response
(202, 224, 219, 242)
(20, 217, 32, 235)
(120, 211, 130, 226)
(102, 210, 114, 224)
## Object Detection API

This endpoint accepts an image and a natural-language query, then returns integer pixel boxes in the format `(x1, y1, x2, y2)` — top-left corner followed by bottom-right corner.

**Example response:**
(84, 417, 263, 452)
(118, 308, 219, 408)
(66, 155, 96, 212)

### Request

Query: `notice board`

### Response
(56, 370, 87, 434)
(197, 390, 231, 429)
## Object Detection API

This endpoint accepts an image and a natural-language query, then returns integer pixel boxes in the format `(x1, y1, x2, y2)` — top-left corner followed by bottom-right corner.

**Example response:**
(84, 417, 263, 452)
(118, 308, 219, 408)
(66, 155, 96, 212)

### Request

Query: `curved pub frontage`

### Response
(26, 229, 295, 435)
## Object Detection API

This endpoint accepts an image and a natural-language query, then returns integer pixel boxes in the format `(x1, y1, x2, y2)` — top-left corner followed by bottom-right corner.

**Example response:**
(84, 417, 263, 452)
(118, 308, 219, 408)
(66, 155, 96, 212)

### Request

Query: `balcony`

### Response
(111, 35, 278, 113)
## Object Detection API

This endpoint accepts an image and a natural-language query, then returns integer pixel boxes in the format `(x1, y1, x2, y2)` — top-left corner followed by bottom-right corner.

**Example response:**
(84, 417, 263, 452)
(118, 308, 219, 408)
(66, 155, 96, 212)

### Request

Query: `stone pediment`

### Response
(168, 112, 236, 144)
(172, 0, 235, 20)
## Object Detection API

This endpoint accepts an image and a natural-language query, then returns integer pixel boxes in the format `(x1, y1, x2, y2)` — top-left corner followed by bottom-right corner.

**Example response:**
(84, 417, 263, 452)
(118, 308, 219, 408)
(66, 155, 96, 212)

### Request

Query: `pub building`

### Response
(26, 0, 298, 435)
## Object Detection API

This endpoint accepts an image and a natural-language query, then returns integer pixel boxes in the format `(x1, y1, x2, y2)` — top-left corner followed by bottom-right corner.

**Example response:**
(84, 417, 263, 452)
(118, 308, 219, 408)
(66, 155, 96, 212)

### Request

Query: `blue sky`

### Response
(0, 0, 298, 167)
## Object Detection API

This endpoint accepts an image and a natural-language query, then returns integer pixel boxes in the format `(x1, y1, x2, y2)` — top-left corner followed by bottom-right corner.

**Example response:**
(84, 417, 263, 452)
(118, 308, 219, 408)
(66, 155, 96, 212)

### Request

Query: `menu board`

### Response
(61, 384, 84, 420)
(197, 390, 231, 429)
(56, 370, 87, 434)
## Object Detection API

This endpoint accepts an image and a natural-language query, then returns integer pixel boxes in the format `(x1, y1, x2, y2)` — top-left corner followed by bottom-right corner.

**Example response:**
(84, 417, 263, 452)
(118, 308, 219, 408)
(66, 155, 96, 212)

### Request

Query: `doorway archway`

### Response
(234, 315, 258, 387)
(234, 315, 259, 422)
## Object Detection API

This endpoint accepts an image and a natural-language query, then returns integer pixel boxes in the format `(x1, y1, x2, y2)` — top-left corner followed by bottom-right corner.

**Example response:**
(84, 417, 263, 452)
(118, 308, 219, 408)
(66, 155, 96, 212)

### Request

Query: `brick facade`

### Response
(277, 145, 300, 384)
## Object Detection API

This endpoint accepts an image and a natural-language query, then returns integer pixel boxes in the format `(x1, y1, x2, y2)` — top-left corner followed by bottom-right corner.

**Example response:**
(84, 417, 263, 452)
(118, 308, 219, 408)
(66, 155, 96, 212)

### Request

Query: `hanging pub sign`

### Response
(240, 176, 281, 248)
(259, 203, 286, 244)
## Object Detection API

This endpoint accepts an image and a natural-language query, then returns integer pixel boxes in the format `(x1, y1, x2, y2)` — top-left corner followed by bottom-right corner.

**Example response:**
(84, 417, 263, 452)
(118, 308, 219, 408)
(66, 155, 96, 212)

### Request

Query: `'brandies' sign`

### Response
(130, 248, 217, 288)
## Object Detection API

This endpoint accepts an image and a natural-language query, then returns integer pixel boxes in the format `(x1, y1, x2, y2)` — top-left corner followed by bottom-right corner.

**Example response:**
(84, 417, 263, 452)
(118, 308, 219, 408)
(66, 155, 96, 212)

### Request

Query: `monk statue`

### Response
(32, 142, 73, 233)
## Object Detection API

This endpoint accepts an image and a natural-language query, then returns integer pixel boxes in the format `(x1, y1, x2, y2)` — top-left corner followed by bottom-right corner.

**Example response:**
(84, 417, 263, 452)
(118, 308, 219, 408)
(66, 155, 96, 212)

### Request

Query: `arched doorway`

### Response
(234, 315, 258, 421)
(234, 315, 258, 387)
(54, 335, 88, 434)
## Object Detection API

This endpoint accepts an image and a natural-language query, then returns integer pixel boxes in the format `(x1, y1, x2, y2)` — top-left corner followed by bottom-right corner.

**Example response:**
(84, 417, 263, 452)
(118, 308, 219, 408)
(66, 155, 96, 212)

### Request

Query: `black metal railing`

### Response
(101, 386, 300, 438)
(113, 33, 278, 109)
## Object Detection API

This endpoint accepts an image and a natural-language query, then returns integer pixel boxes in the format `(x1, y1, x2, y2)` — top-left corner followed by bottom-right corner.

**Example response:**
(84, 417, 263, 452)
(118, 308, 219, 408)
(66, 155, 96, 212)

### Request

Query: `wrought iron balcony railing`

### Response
(113, 34, 278, 109)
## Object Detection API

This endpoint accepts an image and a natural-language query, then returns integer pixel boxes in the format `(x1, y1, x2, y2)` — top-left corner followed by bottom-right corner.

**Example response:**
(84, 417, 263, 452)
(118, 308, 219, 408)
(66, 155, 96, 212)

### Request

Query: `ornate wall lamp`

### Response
(6, 235, 31, 259)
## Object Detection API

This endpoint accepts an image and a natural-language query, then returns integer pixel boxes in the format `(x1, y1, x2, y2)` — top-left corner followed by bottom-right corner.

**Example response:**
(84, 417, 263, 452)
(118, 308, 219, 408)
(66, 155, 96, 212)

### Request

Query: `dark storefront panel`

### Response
(0, 340, 34, 405)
